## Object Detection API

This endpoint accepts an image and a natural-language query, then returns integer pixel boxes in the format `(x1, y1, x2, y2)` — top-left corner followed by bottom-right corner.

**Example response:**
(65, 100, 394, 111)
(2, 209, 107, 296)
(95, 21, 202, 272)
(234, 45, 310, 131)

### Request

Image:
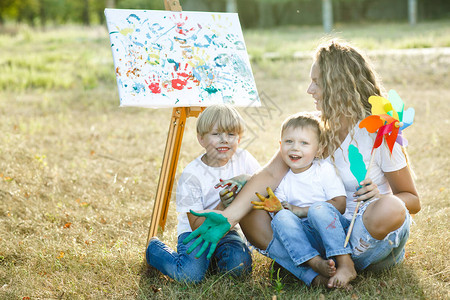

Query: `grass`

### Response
(0, 20, 449, 299)
(244, 19, 450, 58)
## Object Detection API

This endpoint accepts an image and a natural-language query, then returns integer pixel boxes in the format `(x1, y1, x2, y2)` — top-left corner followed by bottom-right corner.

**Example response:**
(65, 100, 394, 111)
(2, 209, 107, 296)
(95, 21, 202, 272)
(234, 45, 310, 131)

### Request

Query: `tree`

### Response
(408, 0, 417, 25)
(226, 0, 237, 13)
(322, 0, 333, 33)
(82, 0, 90, 25)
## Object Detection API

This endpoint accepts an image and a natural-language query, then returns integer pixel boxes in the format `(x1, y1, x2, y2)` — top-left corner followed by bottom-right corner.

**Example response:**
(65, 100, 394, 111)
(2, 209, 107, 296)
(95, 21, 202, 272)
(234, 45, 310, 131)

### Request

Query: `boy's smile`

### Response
(198, 124, 240, 167)
(280, 126, 319, 174)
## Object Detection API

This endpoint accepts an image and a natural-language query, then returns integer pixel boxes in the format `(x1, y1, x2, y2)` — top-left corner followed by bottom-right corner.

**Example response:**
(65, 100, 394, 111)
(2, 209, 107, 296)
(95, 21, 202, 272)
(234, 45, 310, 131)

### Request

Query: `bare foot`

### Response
(327, 262, 357, 288)
(311, 274, 330, 287)
(307, 256, 336, 278)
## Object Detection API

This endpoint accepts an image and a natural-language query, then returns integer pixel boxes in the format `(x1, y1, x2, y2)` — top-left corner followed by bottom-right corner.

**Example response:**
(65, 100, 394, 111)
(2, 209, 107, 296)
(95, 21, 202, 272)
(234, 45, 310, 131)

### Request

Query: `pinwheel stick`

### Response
(344, 151, 376, 247)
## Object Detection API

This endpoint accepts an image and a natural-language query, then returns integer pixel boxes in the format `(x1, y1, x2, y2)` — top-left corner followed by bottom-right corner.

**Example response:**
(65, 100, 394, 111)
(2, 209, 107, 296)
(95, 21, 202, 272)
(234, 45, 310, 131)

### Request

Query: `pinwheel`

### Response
(359, 90, 415, 154)
(344, 90, 414, 247)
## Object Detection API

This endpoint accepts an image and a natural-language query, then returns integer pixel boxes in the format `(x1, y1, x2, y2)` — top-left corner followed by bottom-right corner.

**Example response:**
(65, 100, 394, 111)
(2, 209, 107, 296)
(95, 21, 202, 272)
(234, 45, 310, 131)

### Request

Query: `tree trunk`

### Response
(82, 0, 90, 25)
(408, 0, 417, 25)
(39, 0, 46, 27)
(322, 0, 333, 33)
(106, 0, 115, 8)
(258, 2, 274, 28)
(226, 0, 237, 13)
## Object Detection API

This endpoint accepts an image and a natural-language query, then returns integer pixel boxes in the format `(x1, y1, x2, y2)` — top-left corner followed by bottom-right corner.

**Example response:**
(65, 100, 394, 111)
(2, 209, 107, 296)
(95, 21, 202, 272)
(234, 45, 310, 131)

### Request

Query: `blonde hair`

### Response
(281, 112, 325, 158)
(314, 39, 383, 157)
(196, 104, 245, 137)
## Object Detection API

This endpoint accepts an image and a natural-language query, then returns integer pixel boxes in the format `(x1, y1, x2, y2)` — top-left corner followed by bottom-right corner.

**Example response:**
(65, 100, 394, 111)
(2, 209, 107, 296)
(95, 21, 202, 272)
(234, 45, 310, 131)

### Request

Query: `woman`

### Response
(183, 39, 420, 288)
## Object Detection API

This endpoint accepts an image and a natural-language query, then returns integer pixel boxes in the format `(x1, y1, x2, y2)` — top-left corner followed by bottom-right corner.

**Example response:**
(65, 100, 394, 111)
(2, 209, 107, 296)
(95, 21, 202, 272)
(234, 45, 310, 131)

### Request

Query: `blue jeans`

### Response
(347, 199, 411, 271)
(265, 205, 352, 286)
(146, 231, 252, 284)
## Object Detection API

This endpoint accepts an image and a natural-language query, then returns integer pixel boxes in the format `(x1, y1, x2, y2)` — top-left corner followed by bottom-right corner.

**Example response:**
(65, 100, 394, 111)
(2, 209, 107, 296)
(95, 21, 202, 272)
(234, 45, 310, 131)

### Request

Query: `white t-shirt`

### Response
(176, 148, 260, 236)
(274, 159, 346, 215)
(328, 123, 407, 219)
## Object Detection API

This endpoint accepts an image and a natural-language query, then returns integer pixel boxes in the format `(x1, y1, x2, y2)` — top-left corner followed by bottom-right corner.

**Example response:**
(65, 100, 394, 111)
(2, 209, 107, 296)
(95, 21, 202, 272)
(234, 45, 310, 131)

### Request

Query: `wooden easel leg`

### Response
(146, 107, 187, 246)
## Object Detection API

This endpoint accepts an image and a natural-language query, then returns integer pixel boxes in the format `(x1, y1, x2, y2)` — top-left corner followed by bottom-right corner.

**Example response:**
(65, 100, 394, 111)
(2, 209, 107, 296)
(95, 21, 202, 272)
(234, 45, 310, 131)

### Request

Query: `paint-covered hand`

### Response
(215, 174, 251, 207)
(182, 210, 231, 259)
(252, 187, 283, 212)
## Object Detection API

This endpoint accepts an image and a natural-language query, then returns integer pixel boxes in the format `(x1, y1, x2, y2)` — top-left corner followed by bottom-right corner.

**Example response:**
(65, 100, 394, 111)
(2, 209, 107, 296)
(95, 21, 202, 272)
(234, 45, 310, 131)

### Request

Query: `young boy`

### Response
(252, 112, 356, 288)
(146, 104, 260, 284)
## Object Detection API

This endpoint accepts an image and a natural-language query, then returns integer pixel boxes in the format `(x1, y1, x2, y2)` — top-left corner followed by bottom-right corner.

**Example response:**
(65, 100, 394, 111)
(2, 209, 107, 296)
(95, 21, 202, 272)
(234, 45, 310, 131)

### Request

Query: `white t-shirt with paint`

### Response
(176, 148, 260, 236)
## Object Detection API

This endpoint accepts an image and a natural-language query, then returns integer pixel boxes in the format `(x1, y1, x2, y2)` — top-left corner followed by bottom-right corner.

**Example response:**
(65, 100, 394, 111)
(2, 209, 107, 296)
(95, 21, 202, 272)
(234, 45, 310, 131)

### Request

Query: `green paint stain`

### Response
(205, 86, 218, 94)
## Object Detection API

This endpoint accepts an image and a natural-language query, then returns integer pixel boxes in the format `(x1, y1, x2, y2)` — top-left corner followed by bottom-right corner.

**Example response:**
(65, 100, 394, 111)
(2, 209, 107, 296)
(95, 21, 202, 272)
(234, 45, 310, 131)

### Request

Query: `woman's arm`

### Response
(187, 202, 226, 231)
(385, 166, 420, 214)
(222, 150, 289, 227)
(355, 166, 420, 214)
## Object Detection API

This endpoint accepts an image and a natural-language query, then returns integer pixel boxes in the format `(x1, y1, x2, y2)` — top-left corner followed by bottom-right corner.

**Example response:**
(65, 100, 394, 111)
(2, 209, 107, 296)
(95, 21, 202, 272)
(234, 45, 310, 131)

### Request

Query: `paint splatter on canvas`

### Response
(105, 9, 260, 108)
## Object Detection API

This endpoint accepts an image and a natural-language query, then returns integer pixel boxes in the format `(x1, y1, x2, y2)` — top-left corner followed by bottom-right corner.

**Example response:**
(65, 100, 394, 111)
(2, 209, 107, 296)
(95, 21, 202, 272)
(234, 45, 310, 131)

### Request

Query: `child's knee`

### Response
(216, 244, 253, 277)
(272, 209, 298, 227)
(146, 239, 161, 266)
(176, 267, 206, 284)
(307, 201, 334, 220)
(226, 249, 253, 277)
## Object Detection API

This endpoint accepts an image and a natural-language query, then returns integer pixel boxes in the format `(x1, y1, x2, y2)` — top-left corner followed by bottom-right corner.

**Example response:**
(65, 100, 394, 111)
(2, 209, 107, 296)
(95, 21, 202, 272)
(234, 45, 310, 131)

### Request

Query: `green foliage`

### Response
(116, 0, 164, 10)
(0, 0, 449, 27)
(269, 261, 285, 294)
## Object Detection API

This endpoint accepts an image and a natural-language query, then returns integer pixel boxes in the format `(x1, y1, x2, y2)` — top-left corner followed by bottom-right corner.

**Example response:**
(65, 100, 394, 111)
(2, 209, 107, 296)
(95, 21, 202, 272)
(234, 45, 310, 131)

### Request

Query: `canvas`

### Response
(105, 9, 261, 108)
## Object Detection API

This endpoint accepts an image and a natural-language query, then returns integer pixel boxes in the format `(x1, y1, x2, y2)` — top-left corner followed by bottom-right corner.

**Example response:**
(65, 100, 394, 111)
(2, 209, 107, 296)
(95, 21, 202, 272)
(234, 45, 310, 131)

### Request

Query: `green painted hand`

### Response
(182, 210, 231, 259)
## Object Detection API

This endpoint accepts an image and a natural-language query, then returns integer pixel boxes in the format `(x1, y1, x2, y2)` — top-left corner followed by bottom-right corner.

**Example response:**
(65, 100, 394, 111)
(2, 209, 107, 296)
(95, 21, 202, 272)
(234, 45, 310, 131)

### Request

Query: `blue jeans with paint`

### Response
(146, 230, 252, 284)
(265, 204, 351, 286)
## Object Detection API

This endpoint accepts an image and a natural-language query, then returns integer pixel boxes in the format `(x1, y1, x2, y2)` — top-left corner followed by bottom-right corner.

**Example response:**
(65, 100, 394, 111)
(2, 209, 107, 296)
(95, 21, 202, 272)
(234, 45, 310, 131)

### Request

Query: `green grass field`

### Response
(0, 21, 449, 299)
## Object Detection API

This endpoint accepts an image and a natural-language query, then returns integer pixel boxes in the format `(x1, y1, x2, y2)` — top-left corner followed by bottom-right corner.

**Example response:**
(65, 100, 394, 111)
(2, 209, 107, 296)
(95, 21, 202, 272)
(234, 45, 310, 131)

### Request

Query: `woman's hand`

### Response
(183, 210, 231, 259)
(353, 178, 380, 202)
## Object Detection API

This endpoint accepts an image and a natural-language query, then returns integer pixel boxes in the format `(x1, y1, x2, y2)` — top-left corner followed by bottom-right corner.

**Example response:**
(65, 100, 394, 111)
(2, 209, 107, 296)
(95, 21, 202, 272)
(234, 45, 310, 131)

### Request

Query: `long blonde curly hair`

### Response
(314, 40, 384, 157)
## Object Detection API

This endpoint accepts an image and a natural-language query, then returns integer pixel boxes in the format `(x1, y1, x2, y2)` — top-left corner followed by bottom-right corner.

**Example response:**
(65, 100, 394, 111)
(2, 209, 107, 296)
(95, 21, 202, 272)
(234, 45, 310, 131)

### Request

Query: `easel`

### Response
(145, 0, 205, 246)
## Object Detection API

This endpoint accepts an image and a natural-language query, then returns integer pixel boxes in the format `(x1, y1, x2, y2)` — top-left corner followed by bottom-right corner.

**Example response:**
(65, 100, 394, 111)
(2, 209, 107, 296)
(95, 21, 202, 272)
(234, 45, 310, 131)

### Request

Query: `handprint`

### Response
(251, 187, 283, 212)
(171, 63, 192, 90)
(225, 33, 245, 50)
(189, 47, 210, 68)
(170, 13, 196, 36)
(145, 75, 161, 94)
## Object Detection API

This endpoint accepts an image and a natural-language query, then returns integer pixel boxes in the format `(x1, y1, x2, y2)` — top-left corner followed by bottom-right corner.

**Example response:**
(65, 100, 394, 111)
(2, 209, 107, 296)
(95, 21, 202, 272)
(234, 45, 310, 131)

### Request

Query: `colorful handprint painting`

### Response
(105, 9, 261, 108)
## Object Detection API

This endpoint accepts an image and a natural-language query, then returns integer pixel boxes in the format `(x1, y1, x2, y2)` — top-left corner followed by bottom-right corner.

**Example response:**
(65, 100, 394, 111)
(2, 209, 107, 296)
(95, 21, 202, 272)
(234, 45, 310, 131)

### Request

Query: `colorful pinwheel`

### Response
(359, 90, 415, 154)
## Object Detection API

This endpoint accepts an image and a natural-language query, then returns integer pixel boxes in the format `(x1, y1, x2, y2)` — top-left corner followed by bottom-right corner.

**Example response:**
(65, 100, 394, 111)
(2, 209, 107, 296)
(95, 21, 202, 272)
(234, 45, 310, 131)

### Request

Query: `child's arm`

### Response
(326, 196, 347, 214)
(281, 201, 308, 218)
(282, 195, 346, 218)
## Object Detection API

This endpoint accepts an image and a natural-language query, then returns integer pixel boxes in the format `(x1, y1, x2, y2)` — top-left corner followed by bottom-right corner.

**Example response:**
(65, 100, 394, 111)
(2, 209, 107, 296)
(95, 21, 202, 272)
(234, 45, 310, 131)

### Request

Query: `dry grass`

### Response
(0, 23, 449, 299)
